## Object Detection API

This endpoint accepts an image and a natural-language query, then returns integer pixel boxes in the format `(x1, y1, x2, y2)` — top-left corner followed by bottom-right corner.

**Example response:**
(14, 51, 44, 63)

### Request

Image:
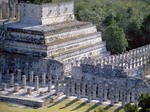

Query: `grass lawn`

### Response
(0, 99, 124, 112)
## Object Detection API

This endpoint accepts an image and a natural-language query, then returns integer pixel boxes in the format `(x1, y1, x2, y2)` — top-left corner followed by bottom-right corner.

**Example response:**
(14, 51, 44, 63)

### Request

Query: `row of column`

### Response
(0, 0, 20, 20)
(65, 80, 139, 106)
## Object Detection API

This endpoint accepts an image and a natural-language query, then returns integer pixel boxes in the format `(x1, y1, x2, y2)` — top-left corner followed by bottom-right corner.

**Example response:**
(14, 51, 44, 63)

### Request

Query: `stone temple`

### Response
(0, 1, 109, 74)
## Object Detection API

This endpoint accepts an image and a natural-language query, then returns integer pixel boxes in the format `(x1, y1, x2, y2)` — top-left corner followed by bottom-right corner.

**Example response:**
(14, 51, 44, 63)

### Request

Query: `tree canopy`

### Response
(103, 23, 128, 54)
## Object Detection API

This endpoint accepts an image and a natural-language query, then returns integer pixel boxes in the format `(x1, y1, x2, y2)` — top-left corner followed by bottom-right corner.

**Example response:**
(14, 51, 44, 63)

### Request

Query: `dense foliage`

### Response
(124, 93, 150, 112)
(124, 104, 138, 112)
(103, 23, 128, 54)
(75, 0, 150, 53)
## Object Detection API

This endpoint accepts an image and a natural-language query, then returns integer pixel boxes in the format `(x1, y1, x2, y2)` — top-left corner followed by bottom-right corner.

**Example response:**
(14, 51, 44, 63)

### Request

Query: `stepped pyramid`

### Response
(0, 1, 109, 74)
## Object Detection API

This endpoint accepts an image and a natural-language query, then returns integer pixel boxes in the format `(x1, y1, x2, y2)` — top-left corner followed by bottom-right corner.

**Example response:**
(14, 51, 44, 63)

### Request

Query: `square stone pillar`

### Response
(10, 73, 14, 87)
(110, 88, 115, 106)
(81, 82, 86, 96)
(126, 89, 131, 104)
(71, 79, 75, 95)
(114, 87, 119, 103)
(0, 71, 2, 83)
(77, 82, 81, 100)
(0, 4, 2, 19)
(14, 83, 19, 92)
(131, 88, 135, 103)
(42, 73, 46, 87)
(22, 75, 26, 89)
(65, 81, 70, 98)
(2, 83, 7, 91)
(47, 81, 52, 92)
(104, 84, 108, 101)
(29, 71, 34, 86)
(92, 84, 97, 98)
(17, 69, 21, 83)
(122, 91, 126, 106)
(98, 82, 103, 104)
(55, 80, 59, 95)
(87, 85, 92, 102)
(27, 87, 32, 94)
(35, 76, 39, 91)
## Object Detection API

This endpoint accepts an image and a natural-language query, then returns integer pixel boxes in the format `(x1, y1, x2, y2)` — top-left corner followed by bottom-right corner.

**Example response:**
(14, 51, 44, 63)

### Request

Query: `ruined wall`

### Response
(20, 1, 75, 25)
(0, 53, 64, 80)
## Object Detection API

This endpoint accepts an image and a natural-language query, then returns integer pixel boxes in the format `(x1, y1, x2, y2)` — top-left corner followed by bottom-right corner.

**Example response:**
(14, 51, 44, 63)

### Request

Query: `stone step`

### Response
(44, 21, 94, 36)
(47, 37, 102, 56)
(45, 24, 97, 44)
(51, 42, 107, 60)
(46, 32, 101, 50)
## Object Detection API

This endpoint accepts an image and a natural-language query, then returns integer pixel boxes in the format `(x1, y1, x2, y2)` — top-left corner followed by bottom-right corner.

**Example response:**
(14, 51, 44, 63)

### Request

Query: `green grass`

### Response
(0, 99, 124, 112)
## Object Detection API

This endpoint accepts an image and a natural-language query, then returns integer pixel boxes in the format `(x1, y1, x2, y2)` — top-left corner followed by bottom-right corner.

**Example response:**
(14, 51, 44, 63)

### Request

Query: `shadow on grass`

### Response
(114, 106, 123, 112)
(85, 103, 100, 112)
(104, 104, 113, 110)
(71, 101, 88, 111)
(60, 99, 78, 109)
(47, 97, 67, 108)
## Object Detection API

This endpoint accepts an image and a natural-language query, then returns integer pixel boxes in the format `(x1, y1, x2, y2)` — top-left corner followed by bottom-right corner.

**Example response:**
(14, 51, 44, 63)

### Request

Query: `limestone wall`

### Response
(20, 3, 42, 25)
(42, 1, 74, 24)
(0, 53, 63, 78)
(6, 31, 44, 44)
(20, 1, 75, 25)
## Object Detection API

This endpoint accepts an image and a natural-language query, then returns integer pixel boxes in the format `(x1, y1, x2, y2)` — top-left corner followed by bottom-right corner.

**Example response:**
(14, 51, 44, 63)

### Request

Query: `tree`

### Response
(124, 103, 138, 112)
(103, 23, 128, 54)
(126, 21, 144, 49)
(139, 93, 150, 112)
(141, 13, 150, 45)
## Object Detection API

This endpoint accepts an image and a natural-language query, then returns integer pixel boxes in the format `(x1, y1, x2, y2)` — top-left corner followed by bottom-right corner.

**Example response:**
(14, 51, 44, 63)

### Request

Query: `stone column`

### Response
(12, 0, 16, 19)
(2, 83, 7, 91)
(119, 89, 123, 101)
(10, 73, 14, 87)
(27, 87, 32, 94)
(55, 80, 59, 95)
(65, 81, 70, 98)
(92, 84, 97, 98)
(114, 87, 119, 103)
(14, 83, 19, 92)
(108, 82, 113, 99)
(47, 81, 52, 92)
(35, 76, 39, 91)
(71, 79, 75, 95)
(77, 82, 81, 100)
(126, 89, 131, 104)
(17, 69, 21, 83)
(104, 84, 108, 101)
(82, 82, 86, 97)
(6, 70, 9, 80)
(87, 85, 92, 102)
(0, 71, 2, 83)
(122, 91, 126, 106)
(29, 71, 34, 86)
(42, 73, 46, 87)
(16, 0, 20, 20)
(134, 90, 139, 105)
(98, 83, 103, 104)
(110, 88, 115, 106)
(22, 75, 26, 89)
(131, 88, 135, 103)
(0, 4, 2, 19)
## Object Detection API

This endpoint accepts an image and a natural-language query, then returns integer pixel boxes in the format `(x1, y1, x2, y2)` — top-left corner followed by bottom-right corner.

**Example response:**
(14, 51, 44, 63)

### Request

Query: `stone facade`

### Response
(0, 1, 109, 74)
